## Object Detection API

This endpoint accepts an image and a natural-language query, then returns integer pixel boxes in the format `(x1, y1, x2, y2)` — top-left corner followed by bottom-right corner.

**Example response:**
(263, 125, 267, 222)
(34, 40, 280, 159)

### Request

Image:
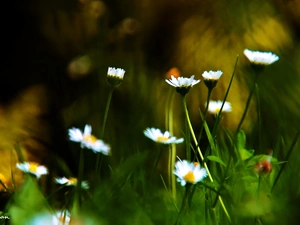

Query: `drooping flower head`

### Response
(68, 124, 110, 155)
(207, 100, 232, 115)
(144, 128, 184, 144)
(244, 49, 279, 71)
(254, 150, 273, 176)
(16, 162, 48, 179)
(55, 177, 89, 189)
(173, 158, 207, 186)
(165, 75, 200, 96)
(107, 67, 125, 86)
(202, 70, 223, 90)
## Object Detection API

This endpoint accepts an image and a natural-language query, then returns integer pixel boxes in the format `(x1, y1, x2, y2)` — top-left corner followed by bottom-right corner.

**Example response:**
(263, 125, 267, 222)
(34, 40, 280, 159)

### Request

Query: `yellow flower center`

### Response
(29, 163, 39, 173)
(157, 136, 169, 142)
(83, 134, 98, 144)
(183, 171, 195, 183)
(214, 107, 221, 114)
(68, 178, 78, 185)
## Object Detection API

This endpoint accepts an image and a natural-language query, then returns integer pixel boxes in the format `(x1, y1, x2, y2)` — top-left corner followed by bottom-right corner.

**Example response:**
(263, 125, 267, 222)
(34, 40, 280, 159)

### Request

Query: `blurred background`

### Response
(0, 0, 300, 223)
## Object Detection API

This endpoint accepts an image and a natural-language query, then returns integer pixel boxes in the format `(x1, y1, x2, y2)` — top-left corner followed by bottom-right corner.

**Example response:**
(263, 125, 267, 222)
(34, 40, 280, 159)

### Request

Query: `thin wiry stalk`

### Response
(271, 131, 300, 193)
(96, 87, 114, 173)
(212, 55, 239, 137)
(182, 96, 231, 223)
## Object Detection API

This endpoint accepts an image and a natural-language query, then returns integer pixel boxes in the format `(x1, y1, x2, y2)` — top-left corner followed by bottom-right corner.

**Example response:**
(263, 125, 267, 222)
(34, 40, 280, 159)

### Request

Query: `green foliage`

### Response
(8, 177, 52, 225)
(237, 130, 255, 160)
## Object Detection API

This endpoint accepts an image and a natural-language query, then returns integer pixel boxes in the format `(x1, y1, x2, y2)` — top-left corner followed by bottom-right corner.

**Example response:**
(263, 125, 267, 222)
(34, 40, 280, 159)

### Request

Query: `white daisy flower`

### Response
(202, 70, 223, 80)
(68, 124, 110, 154)
(173, 159, 207, 186)
(107, 67, 125, 86)
(54, 177, 89, 189)
(207, 100, 232, 115)
(16, 162, 48, 179)
(244, 49, 279, 66)
(165, 75, 200, 88)
(144, 128, 184, 144)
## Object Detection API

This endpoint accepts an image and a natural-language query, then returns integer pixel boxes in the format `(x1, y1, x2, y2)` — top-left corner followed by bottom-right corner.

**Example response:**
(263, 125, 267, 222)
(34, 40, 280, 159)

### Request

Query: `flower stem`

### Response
(255, 84, 262, 152)
(183, 97, 191, 161)
(76, 148, 84, 209)
(236, 73, 259, 134)
(174, 184, 191, 225)
(165, 89, 177, 200)
(212, 55, 239, 137)
(271, 131, 300, 193)
(182, 96, 231, 223)
(198, 88, 212, 144)
(95, 87, 115, 173)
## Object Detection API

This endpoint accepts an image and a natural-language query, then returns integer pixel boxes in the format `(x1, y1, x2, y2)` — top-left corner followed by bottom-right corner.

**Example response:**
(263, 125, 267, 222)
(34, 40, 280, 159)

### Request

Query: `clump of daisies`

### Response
(144, 127, 184, 144)
(16, 162, 48, 179)
(165, 75, 200, 96)
(173, 158, 207, 186)
(68, 124, 110, 155)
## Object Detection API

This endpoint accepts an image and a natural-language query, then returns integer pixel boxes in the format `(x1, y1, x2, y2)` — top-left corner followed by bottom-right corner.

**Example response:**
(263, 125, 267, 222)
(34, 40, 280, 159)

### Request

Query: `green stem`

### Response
(96, 87, 115, 172)
(236, 73, 259, 134)
(212, 55, 239, 137)
(174, 184, 191, 225)
(76, 148, 84, 209)
(182, 96, 231, 222)
(271, 131, 300, 193)
(255, 84, 262, 152)
(198, 88, 212, 144)
(183, 97, 191, 161)
(166, 90, 177, 200)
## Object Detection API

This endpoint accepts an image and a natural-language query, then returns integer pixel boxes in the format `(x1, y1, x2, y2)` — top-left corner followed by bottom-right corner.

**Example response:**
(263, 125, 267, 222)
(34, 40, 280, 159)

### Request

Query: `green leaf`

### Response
(239, 148, 254, 161)
(237, 130, 246, 150)
(8, 177, 51, 225)
(207, 155, 226, 167)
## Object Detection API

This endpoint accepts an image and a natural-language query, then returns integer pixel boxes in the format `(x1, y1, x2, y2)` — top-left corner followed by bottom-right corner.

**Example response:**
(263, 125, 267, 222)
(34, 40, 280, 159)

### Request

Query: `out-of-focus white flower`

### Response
(165, 75, 200, 96)
(53, 210, 71, 225)
(107, 67, 125, 86)
(68, 124, 110, 154)
(144, 128, 184, 144)
(244, 49, 279, 66)
(55, 177, 89, 189)
(202, 70, 223, 80)
(16, 162, 48, 179)
(173, 159, 207, 186)
(207, 100, 232, 115)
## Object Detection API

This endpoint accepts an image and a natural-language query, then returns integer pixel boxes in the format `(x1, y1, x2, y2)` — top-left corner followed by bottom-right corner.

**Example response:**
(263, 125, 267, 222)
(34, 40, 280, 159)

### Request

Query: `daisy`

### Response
(68, 124, 110, 154)
(55, 177, 89, 189)
(202, 70, 223, 80)
(244, 49, 279, 66)
(107, 67, 125, 86)
(144, 128, 184, 144)
(16, 162, 48, 179)
(165, 75, 200, 96)
(173, 158, 207, 186)
(202, 70, 223, 89)
(207, 100, 232, 115)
